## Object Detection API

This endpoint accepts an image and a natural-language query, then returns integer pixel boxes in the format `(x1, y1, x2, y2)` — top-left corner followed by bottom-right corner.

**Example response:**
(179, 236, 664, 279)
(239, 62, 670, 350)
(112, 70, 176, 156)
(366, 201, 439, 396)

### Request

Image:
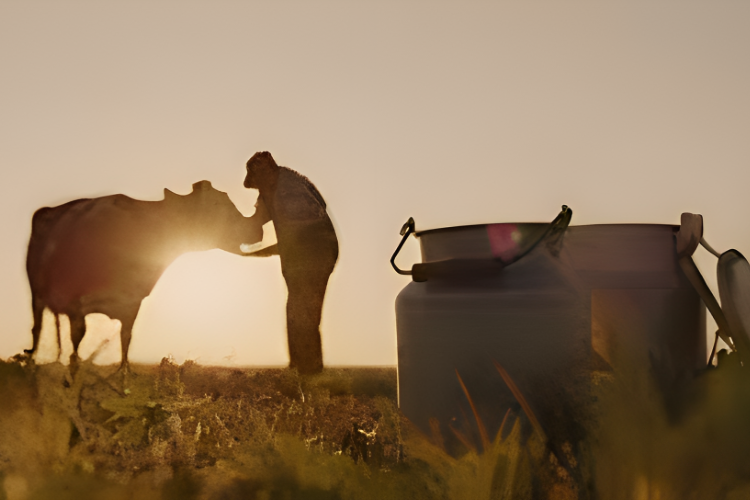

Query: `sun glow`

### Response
(32, 249, 291, 368)
(29, 220, 290, 368)
(132, 249, 289, 366)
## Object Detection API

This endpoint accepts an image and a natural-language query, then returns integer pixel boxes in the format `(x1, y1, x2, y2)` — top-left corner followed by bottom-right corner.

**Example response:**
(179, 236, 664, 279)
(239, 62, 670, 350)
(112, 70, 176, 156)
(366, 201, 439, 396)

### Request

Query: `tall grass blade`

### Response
(449, 424, 479, 454)
(455, 369, 490, 451)
(493, 360, 547, 442)
(494, 408, 512, 444)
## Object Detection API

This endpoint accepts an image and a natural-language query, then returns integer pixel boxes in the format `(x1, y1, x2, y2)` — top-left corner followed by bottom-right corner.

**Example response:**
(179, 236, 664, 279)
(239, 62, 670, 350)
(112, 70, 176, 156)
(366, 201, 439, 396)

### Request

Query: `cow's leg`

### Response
(55, 314, 62, 361)
(68, 311, 86, 375)
(24, 295, 45, 356)
(118, 305, 140, 375)
(282, 259, 335, 375)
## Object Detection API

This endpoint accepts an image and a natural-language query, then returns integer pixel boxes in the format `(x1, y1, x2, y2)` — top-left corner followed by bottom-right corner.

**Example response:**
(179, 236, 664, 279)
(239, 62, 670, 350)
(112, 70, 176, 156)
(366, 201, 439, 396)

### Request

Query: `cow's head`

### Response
(163, 180, 263, 255)
(244, 151, 278, 189)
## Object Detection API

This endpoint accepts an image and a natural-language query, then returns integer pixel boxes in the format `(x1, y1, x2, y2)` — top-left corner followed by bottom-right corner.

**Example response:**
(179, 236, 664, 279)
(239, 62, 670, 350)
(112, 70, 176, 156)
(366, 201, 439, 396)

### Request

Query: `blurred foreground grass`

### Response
(590, 350, 750, 500)
(3, 353, 750, 499)
(0, 357, 562, 500)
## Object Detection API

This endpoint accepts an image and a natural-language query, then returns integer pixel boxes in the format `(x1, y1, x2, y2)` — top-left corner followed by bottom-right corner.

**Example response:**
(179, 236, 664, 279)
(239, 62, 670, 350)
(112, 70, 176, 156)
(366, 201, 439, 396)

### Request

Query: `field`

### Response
(2, 354, 750, 500)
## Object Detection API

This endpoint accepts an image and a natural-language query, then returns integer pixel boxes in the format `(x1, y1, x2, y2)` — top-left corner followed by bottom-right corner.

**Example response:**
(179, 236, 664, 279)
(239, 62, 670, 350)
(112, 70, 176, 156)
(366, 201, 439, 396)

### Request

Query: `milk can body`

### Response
(395, 223, 705, 453)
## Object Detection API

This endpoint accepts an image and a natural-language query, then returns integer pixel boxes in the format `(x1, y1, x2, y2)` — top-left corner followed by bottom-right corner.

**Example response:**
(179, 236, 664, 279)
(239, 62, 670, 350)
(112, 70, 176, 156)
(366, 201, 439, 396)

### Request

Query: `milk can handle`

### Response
(542, 204, 573, 258)
(675, 213, 741, 357)
(390, 206, 572, 279)
(390, 217, 416, 275)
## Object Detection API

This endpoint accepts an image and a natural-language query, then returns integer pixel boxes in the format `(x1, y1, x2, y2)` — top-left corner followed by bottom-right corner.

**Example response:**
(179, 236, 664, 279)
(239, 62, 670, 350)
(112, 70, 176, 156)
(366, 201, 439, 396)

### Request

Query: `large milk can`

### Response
(392, 207, 706, 456)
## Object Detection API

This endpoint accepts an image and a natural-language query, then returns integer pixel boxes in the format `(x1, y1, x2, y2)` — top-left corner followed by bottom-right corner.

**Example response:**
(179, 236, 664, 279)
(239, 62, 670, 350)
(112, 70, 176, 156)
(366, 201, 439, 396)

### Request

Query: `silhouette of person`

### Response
(244, 152, 339, 374)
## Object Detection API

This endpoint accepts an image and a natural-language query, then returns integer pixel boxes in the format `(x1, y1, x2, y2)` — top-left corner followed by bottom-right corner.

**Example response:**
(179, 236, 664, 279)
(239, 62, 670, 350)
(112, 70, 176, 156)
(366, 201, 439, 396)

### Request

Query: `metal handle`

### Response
(390, 206, 572, 282)
(391, 217, 416, 275)
(674, 213, 737, 356)
(545, 205, 573, 256)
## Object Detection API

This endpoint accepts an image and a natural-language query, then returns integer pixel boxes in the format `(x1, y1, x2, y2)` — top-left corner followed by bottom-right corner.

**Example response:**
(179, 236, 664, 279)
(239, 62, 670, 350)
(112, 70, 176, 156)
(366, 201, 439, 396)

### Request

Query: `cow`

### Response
(25, 180, 266, 373)
(243, 151, 339, 374)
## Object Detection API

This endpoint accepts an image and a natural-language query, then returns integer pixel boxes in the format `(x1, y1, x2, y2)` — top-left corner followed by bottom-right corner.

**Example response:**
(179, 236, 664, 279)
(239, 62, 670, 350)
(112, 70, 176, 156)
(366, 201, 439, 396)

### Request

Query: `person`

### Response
(243, 151, 339, 374)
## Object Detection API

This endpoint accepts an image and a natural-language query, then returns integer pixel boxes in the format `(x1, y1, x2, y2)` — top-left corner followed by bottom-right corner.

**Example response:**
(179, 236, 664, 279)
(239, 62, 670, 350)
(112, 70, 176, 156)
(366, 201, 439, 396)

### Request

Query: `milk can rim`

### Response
(415, 222, 680, 237)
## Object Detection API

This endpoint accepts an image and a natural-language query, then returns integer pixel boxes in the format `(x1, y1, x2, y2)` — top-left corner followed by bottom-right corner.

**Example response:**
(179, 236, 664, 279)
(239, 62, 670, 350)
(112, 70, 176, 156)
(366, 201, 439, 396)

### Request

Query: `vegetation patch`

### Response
(0, 358, 547, 499)
(3, 353, 750, 499)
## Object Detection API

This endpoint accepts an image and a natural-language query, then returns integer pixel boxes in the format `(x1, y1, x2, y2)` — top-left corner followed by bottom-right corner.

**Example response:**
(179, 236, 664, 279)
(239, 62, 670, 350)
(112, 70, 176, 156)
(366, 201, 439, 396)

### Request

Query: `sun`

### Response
(131, 244, 289, 367)
(31, 221, 289, 368)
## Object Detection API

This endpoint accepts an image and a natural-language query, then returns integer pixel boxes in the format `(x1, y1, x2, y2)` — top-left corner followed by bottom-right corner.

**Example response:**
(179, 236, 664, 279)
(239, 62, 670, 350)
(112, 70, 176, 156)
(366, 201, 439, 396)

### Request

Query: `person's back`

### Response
(273, 167, 327, 222)
(244, 152, 339, 373)
(273, 167, 338, 266)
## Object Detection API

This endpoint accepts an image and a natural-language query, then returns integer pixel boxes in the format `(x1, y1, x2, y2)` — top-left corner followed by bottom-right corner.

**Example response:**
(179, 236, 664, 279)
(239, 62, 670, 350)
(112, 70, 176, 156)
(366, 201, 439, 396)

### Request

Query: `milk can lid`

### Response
(717, 250, 750, 354)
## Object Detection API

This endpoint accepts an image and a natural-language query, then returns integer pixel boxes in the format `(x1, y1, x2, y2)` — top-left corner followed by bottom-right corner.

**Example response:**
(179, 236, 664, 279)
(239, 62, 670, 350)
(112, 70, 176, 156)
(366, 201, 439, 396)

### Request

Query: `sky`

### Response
(1, 1, 749, 367)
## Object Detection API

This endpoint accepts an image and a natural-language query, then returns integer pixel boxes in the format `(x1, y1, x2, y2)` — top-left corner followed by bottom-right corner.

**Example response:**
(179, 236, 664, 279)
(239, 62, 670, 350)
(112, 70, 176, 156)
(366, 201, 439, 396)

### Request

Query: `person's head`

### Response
(244, 151, 278, 189)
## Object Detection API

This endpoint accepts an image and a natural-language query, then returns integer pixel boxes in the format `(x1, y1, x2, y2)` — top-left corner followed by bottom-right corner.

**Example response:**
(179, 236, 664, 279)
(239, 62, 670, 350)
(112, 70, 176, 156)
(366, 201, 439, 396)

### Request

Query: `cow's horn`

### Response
(192, 180, 212, 191)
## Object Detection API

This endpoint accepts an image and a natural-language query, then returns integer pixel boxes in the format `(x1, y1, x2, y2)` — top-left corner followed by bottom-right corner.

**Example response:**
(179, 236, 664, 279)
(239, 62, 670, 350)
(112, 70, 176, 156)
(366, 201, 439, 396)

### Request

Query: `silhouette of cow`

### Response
(25, 180, 265, 372)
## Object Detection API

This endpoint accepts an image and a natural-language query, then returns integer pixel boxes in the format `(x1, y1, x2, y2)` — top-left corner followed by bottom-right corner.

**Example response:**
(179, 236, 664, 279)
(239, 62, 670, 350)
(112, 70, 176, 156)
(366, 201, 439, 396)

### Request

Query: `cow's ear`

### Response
(164, 188, 181, 201)
(192, 180, 212, 192)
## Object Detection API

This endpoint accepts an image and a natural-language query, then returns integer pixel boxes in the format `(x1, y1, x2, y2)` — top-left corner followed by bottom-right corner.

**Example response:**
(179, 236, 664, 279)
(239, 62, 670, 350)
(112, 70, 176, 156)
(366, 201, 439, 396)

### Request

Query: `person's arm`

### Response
(243, 243, 279, 257)
(240, 197, 278, 256)
(250, 196, 272, 226)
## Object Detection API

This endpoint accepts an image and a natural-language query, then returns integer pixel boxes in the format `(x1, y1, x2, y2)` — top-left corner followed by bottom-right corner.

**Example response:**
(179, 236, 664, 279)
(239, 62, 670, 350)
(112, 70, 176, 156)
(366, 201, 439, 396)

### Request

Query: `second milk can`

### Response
(392, 206, 706, 457)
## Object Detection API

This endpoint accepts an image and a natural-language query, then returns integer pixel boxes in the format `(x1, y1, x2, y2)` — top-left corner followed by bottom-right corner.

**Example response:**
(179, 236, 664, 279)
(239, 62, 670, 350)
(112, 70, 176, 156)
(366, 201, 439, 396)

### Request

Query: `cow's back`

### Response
(28, 195, 172, 314)
(27, 198, 92, 293)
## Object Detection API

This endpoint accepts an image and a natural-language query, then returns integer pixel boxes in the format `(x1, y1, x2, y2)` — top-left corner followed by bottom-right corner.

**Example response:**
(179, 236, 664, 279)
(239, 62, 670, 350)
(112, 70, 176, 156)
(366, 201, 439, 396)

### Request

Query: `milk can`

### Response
(392, 207, 706, 456)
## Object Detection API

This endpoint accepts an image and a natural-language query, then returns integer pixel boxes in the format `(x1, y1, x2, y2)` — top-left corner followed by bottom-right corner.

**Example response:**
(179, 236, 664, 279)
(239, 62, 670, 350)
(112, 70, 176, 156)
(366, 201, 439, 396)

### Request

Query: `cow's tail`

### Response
(25, 208, 56, 354)
(27, 207, 55, 274)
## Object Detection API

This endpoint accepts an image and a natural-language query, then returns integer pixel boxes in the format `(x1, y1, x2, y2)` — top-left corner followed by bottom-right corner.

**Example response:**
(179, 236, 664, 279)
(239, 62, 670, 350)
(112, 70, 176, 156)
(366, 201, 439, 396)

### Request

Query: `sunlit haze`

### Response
(1, 1, 749, 366)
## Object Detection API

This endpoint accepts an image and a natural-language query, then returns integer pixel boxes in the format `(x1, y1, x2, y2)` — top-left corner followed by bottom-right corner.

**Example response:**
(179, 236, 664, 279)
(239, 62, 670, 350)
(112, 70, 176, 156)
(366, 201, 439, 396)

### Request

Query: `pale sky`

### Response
(1, 1, 749, 367)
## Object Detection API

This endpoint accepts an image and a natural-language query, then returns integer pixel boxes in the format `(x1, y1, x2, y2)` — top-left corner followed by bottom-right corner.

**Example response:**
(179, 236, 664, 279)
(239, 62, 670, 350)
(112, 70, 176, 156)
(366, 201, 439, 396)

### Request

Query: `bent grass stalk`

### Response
(455, 361, 548, 447)
(492, 359, 547, 443)
(455, 369, 490, 451)
(450, 368, 546, 499)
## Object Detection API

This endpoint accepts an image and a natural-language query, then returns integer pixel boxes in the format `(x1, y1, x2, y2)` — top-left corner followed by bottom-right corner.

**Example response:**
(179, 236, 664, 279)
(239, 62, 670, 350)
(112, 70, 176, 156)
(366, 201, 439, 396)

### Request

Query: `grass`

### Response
(590, 349, 750, 500)
(2, 350, 750, 499)
(0, 356, 556, 500)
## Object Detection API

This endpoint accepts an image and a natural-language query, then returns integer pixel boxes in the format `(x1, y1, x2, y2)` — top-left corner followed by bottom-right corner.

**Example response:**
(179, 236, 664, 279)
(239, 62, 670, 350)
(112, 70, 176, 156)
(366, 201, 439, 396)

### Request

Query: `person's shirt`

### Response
(271, 167, 329, 224)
